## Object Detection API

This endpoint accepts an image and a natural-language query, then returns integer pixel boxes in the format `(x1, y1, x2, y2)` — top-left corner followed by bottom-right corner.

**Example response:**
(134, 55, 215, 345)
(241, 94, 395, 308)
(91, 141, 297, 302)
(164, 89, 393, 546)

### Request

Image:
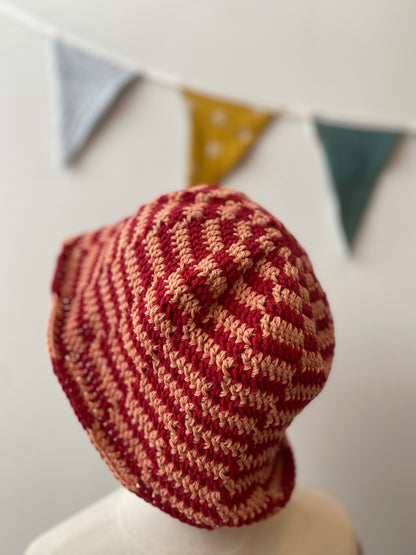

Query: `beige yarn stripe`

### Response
(90, 230, 283, 492)
(82, 253, 286, 522)
(137, 206, 326, 415)
(182, 209, 326, 368)
(98, 208, 328, 430)
(71, 232, 232, 522)
(82, 328, 284, 504)
(121, 359, 281, 498)
(163, 192, 318, 354)
(86, 421, 219, 528)
(122, 240, 288, 448)
(167, 209, 325, 376)
(169, 209, 309, 346)
(125, 227, 323, 442)
(87, 284, 283, 500)
(138, 217, 319, 417)
(103, 228, 300, 462)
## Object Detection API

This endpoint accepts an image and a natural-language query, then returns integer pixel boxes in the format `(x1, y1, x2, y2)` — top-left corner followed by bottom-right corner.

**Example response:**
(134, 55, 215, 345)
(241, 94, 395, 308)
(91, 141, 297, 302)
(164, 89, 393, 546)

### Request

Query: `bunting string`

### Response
(0, 0, 413, 251)
(2, 1, 416, 131)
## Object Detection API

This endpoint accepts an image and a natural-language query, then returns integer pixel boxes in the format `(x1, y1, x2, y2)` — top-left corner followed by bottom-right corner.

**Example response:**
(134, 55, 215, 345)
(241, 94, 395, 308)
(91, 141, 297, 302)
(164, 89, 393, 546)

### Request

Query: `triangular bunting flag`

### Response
(50, 38, 140, 164)
(182, 88, 275, 187)
(316, 122, 402, 248)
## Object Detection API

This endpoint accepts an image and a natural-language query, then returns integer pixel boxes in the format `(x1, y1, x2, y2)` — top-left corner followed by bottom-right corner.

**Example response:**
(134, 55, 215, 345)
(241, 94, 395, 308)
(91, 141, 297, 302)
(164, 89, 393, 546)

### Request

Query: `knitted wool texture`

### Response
(47, 184, 335, 529)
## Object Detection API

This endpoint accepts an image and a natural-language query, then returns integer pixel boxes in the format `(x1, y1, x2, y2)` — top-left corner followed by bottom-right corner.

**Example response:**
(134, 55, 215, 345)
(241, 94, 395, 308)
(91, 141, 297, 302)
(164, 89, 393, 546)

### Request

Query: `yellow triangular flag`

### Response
(182, 88, 275, 187)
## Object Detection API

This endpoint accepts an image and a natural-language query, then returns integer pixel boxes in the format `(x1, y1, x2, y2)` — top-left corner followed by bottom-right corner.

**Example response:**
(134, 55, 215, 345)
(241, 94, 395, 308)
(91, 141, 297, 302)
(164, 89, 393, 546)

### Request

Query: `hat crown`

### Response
(114, 184, 331, 391)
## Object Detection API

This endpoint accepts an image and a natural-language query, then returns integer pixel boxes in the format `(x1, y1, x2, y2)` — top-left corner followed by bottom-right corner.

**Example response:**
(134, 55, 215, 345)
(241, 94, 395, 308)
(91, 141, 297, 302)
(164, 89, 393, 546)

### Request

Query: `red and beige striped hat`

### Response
(47, 184, 335, 529)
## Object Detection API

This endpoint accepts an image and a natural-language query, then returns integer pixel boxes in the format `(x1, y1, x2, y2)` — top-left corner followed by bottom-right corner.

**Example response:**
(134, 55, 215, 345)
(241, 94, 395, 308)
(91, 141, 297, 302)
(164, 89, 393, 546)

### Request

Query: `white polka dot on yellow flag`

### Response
(181, 88, 276, 187)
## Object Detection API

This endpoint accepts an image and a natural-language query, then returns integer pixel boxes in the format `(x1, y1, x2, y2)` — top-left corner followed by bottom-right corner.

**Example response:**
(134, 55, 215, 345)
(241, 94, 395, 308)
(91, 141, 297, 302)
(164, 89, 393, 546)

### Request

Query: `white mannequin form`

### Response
(25, 485, 360, 555)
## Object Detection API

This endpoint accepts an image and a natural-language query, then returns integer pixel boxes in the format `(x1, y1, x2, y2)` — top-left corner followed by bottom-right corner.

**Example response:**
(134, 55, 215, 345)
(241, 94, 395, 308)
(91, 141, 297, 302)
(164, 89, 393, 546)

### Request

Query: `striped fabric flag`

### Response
(316, 121, 402, 249)
(182, 88, 275, 187)
(50, 38, 140, 164)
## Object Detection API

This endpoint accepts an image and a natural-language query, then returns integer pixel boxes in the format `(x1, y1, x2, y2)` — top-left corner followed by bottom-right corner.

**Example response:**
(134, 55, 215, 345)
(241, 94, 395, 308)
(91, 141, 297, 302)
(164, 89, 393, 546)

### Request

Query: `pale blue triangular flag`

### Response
(50, 38, 140, 164)
(316, 121, 402, 249)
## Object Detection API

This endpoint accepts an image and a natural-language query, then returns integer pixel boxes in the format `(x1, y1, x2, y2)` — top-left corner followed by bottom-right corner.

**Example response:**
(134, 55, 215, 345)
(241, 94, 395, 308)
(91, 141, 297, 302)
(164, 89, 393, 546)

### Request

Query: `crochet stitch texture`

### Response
(47, 184, 335, 529)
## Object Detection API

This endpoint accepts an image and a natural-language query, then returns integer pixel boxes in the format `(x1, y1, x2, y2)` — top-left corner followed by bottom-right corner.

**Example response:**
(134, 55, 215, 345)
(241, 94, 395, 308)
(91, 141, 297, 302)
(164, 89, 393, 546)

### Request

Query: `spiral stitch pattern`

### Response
(47, 184, 335, 529)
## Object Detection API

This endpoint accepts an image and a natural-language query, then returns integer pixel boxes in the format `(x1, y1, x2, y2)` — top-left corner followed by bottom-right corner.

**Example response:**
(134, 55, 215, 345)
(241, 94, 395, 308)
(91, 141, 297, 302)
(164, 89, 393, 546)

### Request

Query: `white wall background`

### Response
(1, 1, 415, 554)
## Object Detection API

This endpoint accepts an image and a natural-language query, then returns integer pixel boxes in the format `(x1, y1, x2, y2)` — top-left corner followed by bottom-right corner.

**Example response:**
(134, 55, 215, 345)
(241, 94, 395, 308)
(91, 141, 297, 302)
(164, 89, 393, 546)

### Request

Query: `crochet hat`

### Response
(47, 184, 335, 529)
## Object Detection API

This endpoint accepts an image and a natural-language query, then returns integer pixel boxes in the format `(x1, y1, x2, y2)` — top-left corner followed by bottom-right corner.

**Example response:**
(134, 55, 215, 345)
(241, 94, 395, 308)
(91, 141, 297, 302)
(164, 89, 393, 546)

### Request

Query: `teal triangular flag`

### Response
(316, 122, 402, 248)
(50, 38, 140, 164)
